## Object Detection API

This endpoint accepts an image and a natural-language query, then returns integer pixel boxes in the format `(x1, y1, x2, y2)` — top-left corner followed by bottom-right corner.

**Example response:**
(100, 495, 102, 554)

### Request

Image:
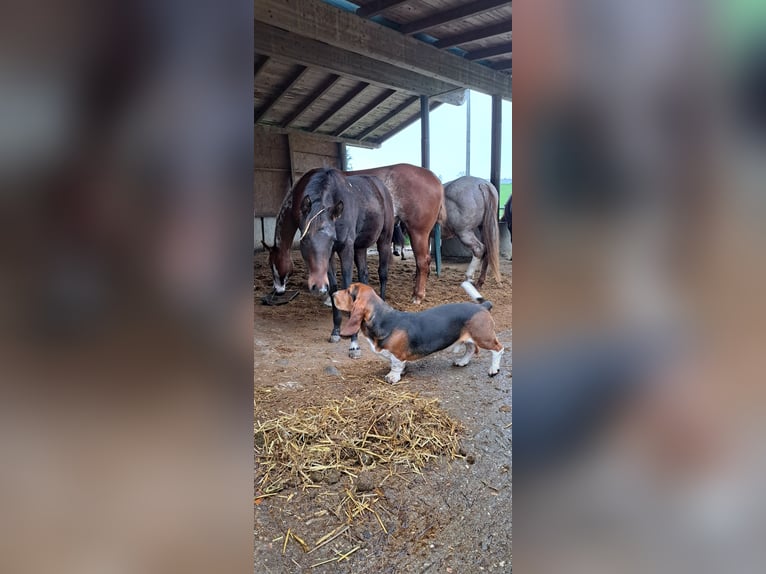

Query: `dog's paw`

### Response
(488, 369, 499, 377)
(385, 372, 401, 384)
(322, 296, 333, 307)
(454, 358, 471, 367)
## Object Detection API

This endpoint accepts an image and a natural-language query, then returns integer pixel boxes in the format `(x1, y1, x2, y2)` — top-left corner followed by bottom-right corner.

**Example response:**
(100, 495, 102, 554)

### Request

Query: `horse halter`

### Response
(300, 207, 328, 240)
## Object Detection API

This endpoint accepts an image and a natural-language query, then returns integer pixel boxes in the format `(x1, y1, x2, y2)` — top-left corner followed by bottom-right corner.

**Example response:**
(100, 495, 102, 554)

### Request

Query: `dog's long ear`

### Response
(340, 298, 366, 337)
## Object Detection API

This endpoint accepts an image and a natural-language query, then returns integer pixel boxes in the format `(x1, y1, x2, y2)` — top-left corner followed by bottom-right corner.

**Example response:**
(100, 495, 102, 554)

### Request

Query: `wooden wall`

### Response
(254, 127, 341, 217)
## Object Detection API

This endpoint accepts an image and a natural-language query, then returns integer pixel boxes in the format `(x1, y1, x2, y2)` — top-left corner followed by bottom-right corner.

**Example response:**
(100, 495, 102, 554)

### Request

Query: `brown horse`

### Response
(262, 174, 305, 296)
(264, 163, 444, 304)
(442, 176, 502, 288)
(345, 164, 445, 304)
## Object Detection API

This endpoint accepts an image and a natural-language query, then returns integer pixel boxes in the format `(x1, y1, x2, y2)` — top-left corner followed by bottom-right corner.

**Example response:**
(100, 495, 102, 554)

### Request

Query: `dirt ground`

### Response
(254, 249, 512, 573)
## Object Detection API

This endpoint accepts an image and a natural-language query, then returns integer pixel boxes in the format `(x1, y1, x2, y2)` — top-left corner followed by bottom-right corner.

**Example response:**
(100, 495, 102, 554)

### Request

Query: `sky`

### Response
(348, 90, 512, 183)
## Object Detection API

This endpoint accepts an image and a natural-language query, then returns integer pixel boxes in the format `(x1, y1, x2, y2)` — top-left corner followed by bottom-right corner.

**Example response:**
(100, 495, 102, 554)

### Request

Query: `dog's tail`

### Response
(461, 280, 493, 311)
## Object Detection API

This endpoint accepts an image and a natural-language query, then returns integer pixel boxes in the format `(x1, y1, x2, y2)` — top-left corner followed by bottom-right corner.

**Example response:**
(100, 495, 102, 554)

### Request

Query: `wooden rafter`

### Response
(310, 82, 370, 132)
(400, 0, 510, 36)
(466, 42, 512, 61)
(281, 74, 342, 128)
(433, 21, 511, 49)
(355, 0, 409, 18)
(374, 101, 442, 143)
(356, 96, 418, 141)
(332, 89, 397, 137)
(255, 65, 309, 124)
(256, 123, 379, 149)
(254, 55, 271, 83)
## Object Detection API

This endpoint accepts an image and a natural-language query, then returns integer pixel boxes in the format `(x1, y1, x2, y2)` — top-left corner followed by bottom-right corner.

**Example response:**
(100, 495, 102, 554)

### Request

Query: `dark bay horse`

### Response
(264, 164, 444, 305)
(345, 164, 445, 304)
(299, 168, 394, 358)
(442, 176, 502, 288)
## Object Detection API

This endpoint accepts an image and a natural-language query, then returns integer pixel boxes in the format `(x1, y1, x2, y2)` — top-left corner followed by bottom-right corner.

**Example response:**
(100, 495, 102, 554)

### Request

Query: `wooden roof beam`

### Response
(466, 42, 512, 61)
(310, 82, 370, 132)
(400, 0, 510, 36)
(255, 23, 468, 104)
(332, 89, 397, 137)
(433, 21, 511, 49)
(255, 65, 309, 124)
(256, 123, 379, 149)
(356, 0, 410, 18)
(255, 0, 511, 100)
(281, 74, 341, 128)
(356, 96, 418, 141)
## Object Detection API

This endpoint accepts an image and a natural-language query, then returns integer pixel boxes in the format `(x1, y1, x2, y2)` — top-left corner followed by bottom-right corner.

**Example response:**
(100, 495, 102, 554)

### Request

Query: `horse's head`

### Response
(299, 171, 345, 295)
(262, 241, 292, 294)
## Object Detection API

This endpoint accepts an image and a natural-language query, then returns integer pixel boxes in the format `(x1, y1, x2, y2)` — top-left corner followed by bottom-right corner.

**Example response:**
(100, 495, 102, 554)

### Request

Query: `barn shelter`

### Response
(254, 0, 512, 262)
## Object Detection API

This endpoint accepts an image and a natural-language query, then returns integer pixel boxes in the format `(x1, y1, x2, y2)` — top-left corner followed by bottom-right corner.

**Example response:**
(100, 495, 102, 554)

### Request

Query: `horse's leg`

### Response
(409, 230, 431, 304)
(458, 228, 486, 286)
(340, 245, 362, 359)
(376, 236, 392, 300)
(392, 222, 403, 258)
(354, 247, 370, 286)
(475, 227, 491, 288)
(323, 255, 335, 307)
(328, 257, 341, 343)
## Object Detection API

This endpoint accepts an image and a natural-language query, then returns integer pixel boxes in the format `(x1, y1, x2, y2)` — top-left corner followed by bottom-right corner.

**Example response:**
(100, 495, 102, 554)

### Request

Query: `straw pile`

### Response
(254, 387, 465, 495)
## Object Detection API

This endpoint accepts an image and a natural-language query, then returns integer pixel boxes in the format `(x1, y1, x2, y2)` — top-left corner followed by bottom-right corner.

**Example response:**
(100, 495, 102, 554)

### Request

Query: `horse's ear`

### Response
(261, 240, 273, 253)
(301, 196, 311, 216)
(331, 200, 344, 220)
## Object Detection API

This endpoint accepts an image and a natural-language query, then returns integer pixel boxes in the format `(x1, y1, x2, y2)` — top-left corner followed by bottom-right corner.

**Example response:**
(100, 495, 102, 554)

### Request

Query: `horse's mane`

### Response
(303, 168, 344, 204)
(273, 169, 319, 247)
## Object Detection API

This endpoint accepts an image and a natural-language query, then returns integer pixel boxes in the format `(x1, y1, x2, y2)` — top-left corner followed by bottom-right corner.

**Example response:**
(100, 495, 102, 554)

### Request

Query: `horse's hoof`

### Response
(329, 334, 340, 343)
(349, 348, 362, 359)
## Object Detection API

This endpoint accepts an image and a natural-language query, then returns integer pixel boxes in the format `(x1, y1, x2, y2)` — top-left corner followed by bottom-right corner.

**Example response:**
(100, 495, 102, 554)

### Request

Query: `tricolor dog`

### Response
(333, 281, 504, 383)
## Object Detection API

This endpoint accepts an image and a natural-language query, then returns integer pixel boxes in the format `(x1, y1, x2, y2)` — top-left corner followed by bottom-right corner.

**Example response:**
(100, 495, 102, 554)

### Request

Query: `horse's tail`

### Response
(437, 182, 448, 226)
(480, 182, 502, 283)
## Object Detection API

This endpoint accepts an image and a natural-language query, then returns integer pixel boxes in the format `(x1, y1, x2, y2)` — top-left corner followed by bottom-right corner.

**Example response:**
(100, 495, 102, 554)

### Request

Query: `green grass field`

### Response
(499, 183, 511, 217)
